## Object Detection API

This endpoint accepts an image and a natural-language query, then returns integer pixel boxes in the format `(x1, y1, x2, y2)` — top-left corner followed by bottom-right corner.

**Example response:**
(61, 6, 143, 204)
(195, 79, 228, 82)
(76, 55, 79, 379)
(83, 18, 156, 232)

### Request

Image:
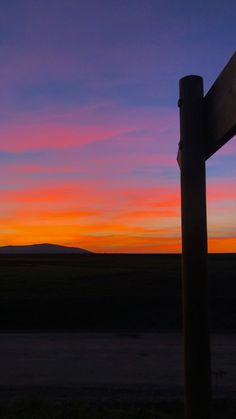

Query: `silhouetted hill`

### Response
(0, 243, 93, 254)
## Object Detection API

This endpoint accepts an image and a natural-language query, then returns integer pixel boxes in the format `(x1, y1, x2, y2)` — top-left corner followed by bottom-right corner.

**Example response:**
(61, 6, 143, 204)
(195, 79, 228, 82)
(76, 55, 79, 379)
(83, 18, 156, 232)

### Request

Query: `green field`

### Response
(1, 253, 236, 330)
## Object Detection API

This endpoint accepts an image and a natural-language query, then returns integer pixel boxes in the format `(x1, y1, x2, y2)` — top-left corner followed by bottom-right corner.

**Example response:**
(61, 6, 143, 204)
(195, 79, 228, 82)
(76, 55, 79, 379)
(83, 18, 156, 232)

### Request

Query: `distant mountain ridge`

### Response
(0, 243, 93, 254)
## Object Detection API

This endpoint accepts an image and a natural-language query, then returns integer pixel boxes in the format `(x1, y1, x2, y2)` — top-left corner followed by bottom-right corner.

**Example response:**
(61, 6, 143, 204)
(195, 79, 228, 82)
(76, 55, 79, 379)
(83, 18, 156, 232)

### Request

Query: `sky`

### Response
(0, 0, 235, 253)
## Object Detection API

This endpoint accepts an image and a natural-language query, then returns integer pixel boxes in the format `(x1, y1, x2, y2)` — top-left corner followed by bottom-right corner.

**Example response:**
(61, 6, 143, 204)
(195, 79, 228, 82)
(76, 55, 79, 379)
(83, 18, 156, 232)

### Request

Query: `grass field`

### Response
(0, 253, 236, 330)
(0, 400, 182, 419)
(0, 399, 236, 419)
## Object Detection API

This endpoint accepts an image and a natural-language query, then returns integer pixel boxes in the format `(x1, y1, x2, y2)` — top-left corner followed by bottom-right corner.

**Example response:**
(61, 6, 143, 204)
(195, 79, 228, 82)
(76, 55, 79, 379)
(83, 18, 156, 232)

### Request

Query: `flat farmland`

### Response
(0, 253, 235, 331)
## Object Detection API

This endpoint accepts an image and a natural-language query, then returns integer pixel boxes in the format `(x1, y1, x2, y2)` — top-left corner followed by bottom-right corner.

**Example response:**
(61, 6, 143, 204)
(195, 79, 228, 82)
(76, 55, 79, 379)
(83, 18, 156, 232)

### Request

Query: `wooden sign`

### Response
(204, 51, 236, 159)
(177, 51, 236, 167)
(177, 52, 236, 419)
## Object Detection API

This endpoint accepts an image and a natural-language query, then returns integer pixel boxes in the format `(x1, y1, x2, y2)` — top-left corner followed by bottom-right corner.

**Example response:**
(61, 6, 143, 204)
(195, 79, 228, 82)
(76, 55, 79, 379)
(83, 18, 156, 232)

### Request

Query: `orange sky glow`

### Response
(0, 2, 235, 253)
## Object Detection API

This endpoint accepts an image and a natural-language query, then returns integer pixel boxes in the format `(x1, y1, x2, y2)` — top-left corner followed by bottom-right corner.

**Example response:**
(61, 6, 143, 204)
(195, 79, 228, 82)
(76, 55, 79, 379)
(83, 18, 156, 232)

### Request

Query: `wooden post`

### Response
(179, 76, 211, 419)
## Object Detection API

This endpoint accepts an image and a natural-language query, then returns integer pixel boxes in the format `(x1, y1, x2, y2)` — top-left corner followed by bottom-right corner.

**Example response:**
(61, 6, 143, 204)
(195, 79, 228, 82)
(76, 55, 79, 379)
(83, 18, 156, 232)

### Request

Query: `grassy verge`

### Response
(1, 399, 236, 419)
(0, 400, 183, 419)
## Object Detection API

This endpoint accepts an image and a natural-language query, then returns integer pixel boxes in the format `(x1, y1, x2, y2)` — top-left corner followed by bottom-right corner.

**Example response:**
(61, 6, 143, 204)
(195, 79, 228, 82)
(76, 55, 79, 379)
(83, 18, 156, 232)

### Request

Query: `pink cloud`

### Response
(0, 104, 178, 152)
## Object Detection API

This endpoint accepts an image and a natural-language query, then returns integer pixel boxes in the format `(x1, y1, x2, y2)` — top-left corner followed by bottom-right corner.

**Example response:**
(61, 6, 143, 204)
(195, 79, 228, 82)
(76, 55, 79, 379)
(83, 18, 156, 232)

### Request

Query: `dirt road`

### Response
(0, 332, 235, 401)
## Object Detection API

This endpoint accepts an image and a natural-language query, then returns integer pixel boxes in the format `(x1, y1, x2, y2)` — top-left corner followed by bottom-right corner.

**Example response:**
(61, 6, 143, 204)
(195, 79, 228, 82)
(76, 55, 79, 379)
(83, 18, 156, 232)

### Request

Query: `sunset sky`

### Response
(0, 0, 235, 253)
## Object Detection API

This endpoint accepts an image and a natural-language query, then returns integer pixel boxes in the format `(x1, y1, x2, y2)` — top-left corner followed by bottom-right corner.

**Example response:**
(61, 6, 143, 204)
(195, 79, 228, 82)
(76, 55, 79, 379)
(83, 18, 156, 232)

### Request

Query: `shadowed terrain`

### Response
(0, 253, 235, 331)
(0, 243, 92, 254)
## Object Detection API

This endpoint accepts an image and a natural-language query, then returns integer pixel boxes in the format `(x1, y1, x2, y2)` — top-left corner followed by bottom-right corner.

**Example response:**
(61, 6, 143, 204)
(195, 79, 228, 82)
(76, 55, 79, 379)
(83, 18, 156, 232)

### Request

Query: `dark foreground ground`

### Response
(1, 399, 236, 419)
(0, 253, 236, 330)
(1, 253, 236, 418)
